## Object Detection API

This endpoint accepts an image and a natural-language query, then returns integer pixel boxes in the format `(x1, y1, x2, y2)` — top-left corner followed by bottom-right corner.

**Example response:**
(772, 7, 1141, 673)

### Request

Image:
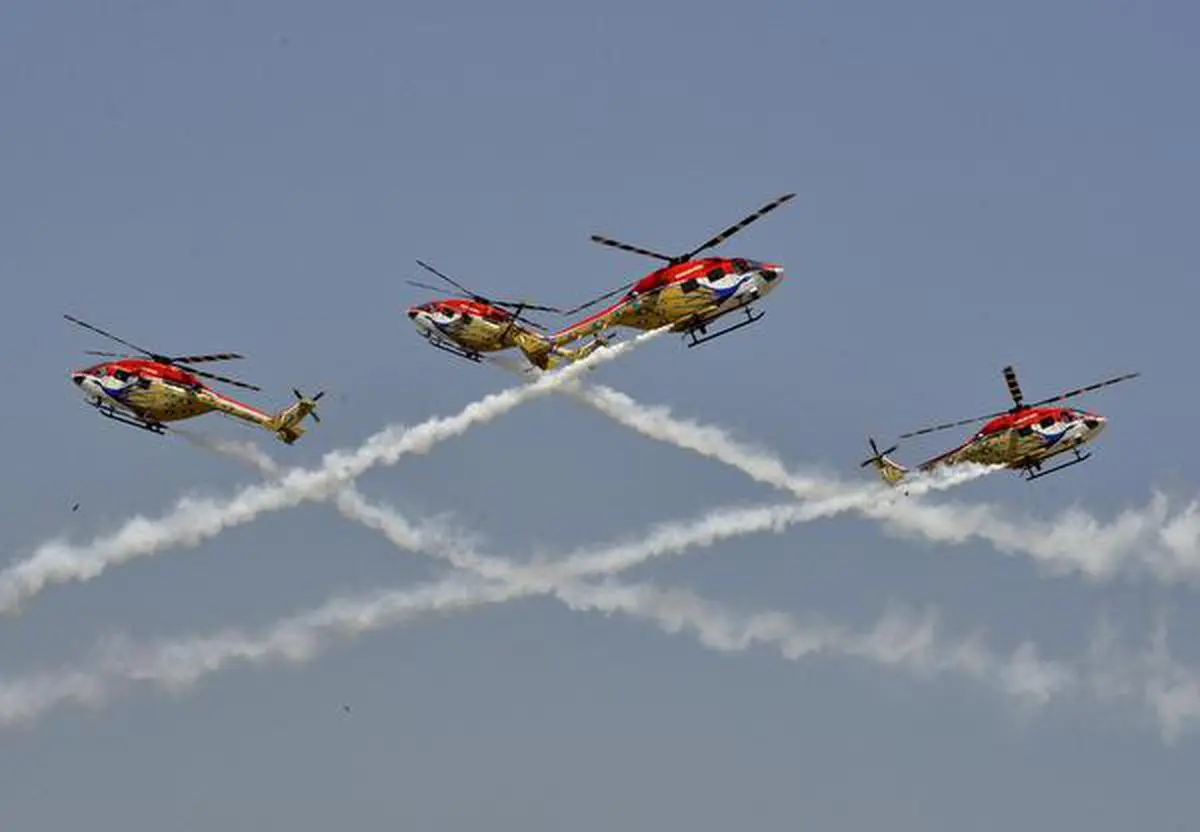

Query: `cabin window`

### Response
(113, 369, 130, 381)
(1038, 416, 1055, 428)
(706, 268, 725, 281)
(681, 278, 699, 293)
(731, 258, 749, 273)
(1017, 426, 1033, 436)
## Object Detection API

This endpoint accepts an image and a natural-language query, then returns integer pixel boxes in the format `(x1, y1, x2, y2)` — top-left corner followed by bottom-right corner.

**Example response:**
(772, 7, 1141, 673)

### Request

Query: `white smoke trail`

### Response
(0, 462, 999, 730)
(563, 381, 836, 498)
(172, 428, 283, 477)
(0, 477, 1068, 731)
(0, 328, 666, 616)
(172, 420, 994, 592)
(4, 482, 1199, 741)
(185, 382, 1200, 587)
(566, 383, 1200, 584)
(333, 464, 995, 582)
(331, 488, 1200, 744)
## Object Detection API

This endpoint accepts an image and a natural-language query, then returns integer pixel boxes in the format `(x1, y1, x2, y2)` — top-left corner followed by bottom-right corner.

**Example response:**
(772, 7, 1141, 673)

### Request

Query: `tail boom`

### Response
(201, 388, 322, 445)
(512, 329, 609, 371)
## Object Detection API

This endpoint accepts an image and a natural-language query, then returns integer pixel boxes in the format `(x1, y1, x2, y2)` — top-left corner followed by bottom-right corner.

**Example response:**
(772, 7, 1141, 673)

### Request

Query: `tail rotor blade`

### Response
(860, 436, 899, 467)
(293, 388, 323, 422)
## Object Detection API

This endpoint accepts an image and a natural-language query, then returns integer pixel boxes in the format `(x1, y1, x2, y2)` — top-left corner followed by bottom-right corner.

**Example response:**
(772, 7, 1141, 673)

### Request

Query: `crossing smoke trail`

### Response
(334, 465, 994, 581)
(0, 328, 666, 616)
(0, 469, 1081, 730)
(565, 383, 1200, 584)
(162, 370, 1200, 588)
(335, 487, 1200, 743)
(166, 413, 1001, 626)
(3, 479, 1199, 741)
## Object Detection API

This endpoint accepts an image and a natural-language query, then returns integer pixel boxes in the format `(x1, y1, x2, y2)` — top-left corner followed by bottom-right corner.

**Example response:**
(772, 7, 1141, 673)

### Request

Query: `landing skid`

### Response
(422, 333, 483, 364)
(1022, 448, 1091, 481)
(684, 306, 765, 348)
(90, 401, 167, 436)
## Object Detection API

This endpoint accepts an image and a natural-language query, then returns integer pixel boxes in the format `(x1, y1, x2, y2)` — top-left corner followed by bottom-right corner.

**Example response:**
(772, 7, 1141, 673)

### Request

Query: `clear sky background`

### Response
(2, 1, 1198, 829)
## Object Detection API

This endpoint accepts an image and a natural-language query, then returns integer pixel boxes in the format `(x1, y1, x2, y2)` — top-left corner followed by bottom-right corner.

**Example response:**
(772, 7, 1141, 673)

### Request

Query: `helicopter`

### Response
(65, 314, 322, 445)
(405, 260, 608, 371)
(549, 193, 794, 350)
(860, 364, 1140, 484)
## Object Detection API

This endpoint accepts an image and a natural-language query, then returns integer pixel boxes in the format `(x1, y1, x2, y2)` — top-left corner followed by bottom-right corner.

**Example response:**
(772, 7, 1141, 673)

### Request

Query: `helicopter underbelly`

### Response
(438, 318, 511, 352)
(119, 380, 214, 423)
(612, 286, 726, 330)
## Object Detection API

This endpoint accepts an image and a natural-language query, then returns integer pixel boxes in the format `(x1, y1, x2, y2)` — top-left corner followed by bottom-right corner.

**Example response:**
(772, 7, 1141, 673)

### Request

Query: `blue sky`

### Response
(2, 1, 1199, 828)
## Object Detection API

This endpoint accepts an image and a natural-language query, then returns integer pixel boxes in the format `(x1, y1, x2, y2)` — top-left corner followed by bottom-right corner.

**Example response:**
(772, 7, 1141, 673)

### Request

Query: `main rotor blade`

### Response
(1003, 365, 1024, 408)
(64, 314, 156, 358)
(1026, 371, 1141, 408)
(170, 352, 245, 364)
(415, 259, 481, 299)
(589, 235, 675, 262)
(509, 308, 553, 332)
(178, 365, 262, 392)
(681, 192, 796, 260)
(898, 368, 1140, 440)
(898, 408, 1010, 440)
(405, 278, 471, 299)
(492, 300, 562, 313)
(559, 281, 637, 317)
(84, 350, 127, 358)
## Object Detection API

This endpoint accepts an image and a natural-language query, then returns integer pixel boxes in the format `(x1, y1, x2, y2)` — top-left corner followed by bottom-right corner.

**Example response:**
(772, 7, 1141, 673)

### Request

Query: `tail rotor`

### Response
(270, 389, 324, 444)
(859, 436, 908, 486)
(859, 436, 898, 469)
(293, 388, 325, 423)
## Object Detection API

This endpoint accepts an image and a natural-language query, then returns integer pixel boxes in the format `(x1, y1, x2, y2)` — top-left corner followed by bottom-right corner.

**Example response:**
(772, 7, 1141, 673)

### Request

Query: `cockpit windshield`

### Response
(731, 258, 764, 273)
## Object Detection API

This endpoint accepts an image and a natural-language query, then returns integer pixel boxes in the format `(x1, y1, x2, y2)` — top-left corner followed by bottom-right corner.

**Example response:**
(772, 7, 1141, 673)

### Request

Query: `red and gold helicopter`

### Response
(861, 364, 1139, 484)
(549, 193, 794, 350)
(65, 314, 322, 444)
(405, 260, 608, 371)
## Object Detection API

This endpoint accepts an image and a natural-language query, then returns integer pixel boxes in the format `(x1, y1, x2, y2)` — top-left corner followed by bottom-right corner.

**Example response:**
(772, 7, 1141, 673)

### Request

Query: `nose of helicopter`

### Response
(71, 371, 102, 402)
(1083, 414, 1106, 437)
(407, 307, 436, 336)
(753, 263, 784, 295)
